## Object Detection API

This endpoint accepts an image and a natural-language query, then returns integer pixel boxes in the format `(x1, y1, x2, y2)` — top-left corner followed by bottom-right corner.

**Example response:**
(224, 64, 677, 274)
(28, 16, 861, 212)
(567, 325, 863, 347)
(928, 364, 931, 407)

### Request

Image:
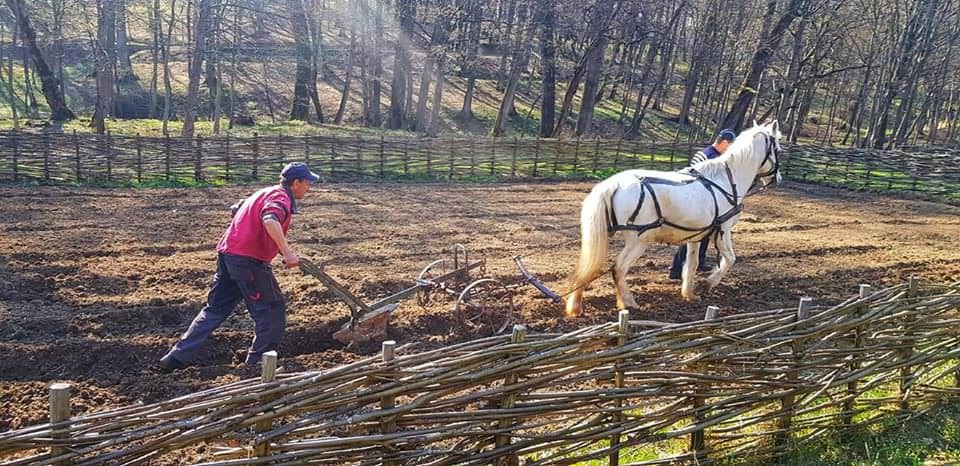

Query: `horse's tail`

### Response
(568, 178, 617, 303)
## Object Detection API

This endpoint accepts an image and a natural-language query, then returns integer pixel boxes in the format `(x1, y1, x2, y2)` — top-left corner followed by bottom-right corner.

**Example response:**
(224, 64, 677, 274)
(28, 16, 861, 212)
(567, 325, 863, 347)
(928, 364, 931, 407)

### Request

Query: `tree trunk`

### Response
(149, 0, 160, 118)
(1, 23, 19, 129)
(5, 0, 75, 121)
(459, 0, 481, 120)
(116, 0, 135, 84)
(307, 0, 324, 123)
(92, 0, 117, 134)
(538, 0, 556, 137)
(492, 4, 532, 137)
(335, 18, 356, 124)
(496, 0, 517, 90)
(289, 0, 314, 121)
(721, 0, 804, 132)
(21, 44, 38, 118)
(625, 42, 660, 138)
(182, 0, 212, 138)
(370, 0, 383, 126)
(389, 0, 414, 129)
(161, 0, 176, 135)
(414, 55, 434, 131)
(553, 59, 586, 137)
(574, 2, 610, 137)
(428, 55, 445, 136)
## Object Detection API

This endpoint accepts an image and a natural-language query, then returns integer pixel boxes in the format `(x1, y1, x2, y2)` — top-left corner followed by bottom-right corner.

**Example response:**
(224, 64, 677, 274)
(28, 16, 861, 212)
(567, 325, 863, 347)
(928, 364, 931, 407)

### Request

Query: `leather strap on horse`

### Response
(607, 164, 743, 244)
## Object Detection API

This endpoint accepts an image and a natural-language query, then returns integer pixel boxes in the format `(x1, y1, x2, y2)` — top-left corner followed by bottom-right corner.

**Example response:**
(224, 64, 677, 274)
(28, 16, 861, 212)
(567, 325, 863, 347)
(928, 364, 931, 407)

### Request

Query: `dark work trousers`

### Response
(162, 253, 286, 366)
(669, 237, 712, 279)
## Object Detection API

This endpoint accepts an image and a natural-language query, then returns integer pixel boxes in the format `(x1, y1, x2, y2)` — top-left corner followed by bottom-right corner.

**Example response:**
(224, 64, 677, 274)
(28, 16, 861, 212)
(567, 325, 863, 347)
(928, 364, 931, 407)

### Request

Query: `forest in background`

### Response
(2, 0, 959, 148)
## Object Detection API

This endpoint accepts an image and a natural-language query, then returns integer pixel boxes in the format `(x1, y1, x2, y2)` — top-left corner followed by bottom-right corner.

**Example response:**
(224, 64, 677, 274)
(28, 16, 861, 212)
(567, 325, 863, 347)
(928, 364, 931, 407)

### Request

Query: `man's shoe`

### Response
(668, 271, 681, 280)
(157, 355, 188, 374)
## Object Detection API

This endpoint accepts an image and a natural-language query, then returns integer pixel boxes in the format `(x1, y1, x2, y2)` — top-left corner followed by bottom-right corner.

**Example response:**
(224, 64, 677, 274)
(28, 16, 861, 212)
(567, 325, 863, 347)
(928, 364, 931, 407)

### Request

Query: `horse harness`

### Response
(606, 134, 780, 244)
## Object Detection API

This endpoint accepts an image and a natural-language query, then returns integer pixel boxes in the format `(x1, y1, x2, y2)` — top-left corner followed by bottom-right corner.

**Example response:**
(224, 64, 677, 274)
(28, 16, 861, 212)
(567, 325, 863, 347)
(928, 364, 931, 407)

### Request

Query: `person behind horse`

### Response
(668, 128, 737, 280)
(158, 162, 319, 373)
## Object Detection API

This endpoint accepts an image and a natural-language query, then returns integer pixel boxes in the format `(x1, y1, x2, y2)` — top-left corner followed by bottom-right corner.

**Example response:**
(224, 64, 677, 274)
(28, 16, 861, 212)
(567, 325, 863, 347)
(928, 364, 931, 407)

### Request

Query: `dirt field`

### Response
(1, 181, 959, 435)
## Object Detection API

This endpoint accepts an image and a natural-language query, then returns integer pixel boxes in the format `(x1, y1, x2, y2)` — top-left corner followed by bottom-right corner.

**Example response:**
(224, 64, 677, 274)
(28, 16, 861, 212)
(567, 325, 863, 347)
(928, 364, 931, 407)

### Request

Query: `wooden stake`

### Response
(253, 351, 278, 458)
(381, 340, 398, 466)
(690, 306, 719, 460)
(775, 297, 812, 451)
(49, 382, 71, 466)
(496, 325, 525, 466)
(842, 284, 871, 427)
(610, 310, 630, 466)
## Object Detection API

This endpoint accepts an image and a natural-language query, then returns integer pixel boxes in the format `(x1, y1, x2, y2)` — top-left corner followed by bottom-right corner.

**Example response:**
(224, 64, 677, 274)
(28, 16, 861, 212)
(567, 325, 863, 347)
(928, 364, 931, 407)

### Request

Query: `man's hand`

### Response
(282, 250, 300, 268)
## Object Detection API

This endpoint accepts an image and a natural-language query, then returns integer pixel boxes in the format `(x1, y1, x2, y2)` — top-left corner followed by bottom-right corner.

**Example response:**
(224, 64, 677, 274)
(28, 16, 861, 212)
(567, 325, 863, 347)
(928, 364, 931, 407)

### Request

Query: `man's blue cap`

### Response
(717, 129, 737, 141)
(281, 162, 319, 183)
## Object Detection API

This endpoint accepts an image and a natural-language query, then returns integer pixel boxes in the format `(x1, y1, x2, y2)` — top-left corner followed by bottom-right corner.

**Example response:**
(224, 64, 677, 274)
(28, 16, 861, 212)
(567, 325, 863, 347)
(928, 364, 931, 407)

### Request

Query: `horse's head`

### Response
(751, 120, 783, 189)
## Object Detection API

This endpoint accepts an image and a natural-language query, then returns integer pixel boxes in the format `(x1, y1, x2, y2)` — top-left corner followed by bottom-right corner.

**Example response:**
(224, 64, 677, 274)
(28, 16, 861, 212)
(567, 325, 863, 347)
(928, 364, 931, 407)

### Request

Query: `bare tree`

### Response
(92, 0, 117, 133)
(5, 0, 75, 121)
(182, 0, 213, 138)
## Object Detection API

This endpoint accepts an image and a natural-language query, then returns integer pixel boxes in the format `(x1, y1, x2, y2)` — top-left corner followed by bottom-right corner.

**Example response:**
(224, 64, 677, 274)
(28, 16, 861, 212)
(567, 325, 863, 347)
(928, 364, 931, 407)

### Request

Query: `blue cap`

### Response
(281, 162, 319, 183)
(717, 129, 736, 141)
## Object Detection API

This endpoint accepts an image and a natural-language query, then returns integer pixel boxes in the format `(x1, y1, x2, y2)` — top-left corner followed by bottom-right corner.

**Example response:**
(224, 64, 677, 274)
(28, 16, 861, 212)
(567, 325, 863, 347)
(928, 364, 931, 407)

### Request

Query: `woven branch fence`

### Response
(2, 279, 959, 465)
(0, 131, 957, 202)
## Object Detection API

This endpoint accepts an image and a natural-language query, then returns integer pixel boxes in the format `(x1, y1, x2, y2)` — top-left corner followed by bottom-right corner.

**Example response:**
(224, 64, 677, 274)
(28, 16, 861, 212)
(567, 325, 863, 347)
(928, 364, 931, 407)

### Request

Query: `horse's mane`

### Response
(690, 125, 766, 181)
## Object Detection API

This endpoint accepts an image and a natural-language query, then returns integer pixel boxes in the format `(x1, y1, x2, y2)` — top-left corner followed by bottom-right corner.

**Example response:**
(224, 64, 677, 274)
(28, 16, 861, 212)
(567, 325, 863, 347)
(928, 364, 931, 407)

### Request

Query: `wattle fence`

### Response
(2, 279, 959, 465)
(0, 131, 957, 203)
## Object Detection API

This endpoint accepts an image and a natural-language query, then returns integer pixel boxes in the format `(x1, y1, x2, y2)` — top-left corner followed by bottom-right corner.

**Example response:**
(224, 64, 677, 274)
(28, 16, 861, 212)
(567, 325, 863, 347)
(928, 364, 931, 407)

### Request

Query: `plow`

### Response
(299, 244, 560, 345)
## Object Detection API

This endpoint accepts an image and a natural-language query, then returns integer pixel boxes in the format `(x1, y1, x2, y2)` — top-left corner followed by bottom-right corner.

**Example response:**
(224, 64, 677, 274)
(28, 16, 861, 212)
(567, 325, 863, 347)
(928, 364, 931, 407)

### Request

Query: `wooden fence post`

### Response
(533, 137, 541, 177)
(253, 350, 278, 457)
(552, 140, 560, 176)
(426, 138, 433, 177)
(775, 297, 812, 452)
(489, 141, 496, 176)
(609, 309, 630, 465)
(330, 138, 338, 177)
(356, 135, 364, 179)
(73, 130, 81, 181)
(495, 325, 525, 466)
(572, 137, 581, 176)
(277, 132, 285, 171)
(690, 305, 718, 461)
(194, 135, 203, 182)
(135, 133, 143, 184)
(380, 340, 399, 466)
(164, 133, 172, 181)
(591, 137, 601, 174)
(49, 382, 71, 466)
(355, 135, 363, 179)
(105, 131, 113, 182)
(842, 284, 871, 427)
(899, 277, 919, 413)
(403, 139, 409, 176)
(303, 135, 310, 165)
(613, 139, 622, 170)
(225, 133, 232, 182)
(11, 130, 19, 181)
(448, 142, 456, 180)
(511, 136, 519, 177)
(251, 132, 260, 181)
(42, 132, 50, 181)
(379, 135, 386, 179)
(470, 142, 476, 177)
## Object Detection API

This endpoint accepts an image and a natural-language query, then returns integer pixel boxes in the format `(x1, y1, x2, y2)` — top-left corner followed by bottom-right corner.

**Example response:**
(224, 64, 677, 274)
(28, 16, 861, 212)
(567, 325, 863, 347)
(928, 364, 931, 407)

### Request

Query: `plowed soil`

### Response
(2, 181, 958, 435)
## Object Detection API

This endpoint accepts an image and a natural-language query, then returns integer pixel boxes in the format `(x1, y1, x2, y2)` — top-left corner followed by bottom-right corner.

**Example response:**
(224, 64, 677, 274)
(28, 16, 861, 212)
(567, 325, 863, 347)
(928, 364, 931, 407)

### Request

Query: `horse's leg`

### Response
(680, 241, 701, 301)
(615, 234, 648, 310)
(704, 231, 736, 290)
(566, 287, 584, 316)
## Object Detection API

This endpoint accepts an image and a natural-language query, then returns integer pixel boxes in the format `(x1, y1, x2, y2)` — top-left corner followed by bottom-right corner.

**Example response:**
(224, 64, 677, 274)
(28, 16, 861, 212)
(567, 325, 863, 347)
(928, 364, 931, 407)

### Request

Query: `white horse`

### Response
(565, 121, 784, 315)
